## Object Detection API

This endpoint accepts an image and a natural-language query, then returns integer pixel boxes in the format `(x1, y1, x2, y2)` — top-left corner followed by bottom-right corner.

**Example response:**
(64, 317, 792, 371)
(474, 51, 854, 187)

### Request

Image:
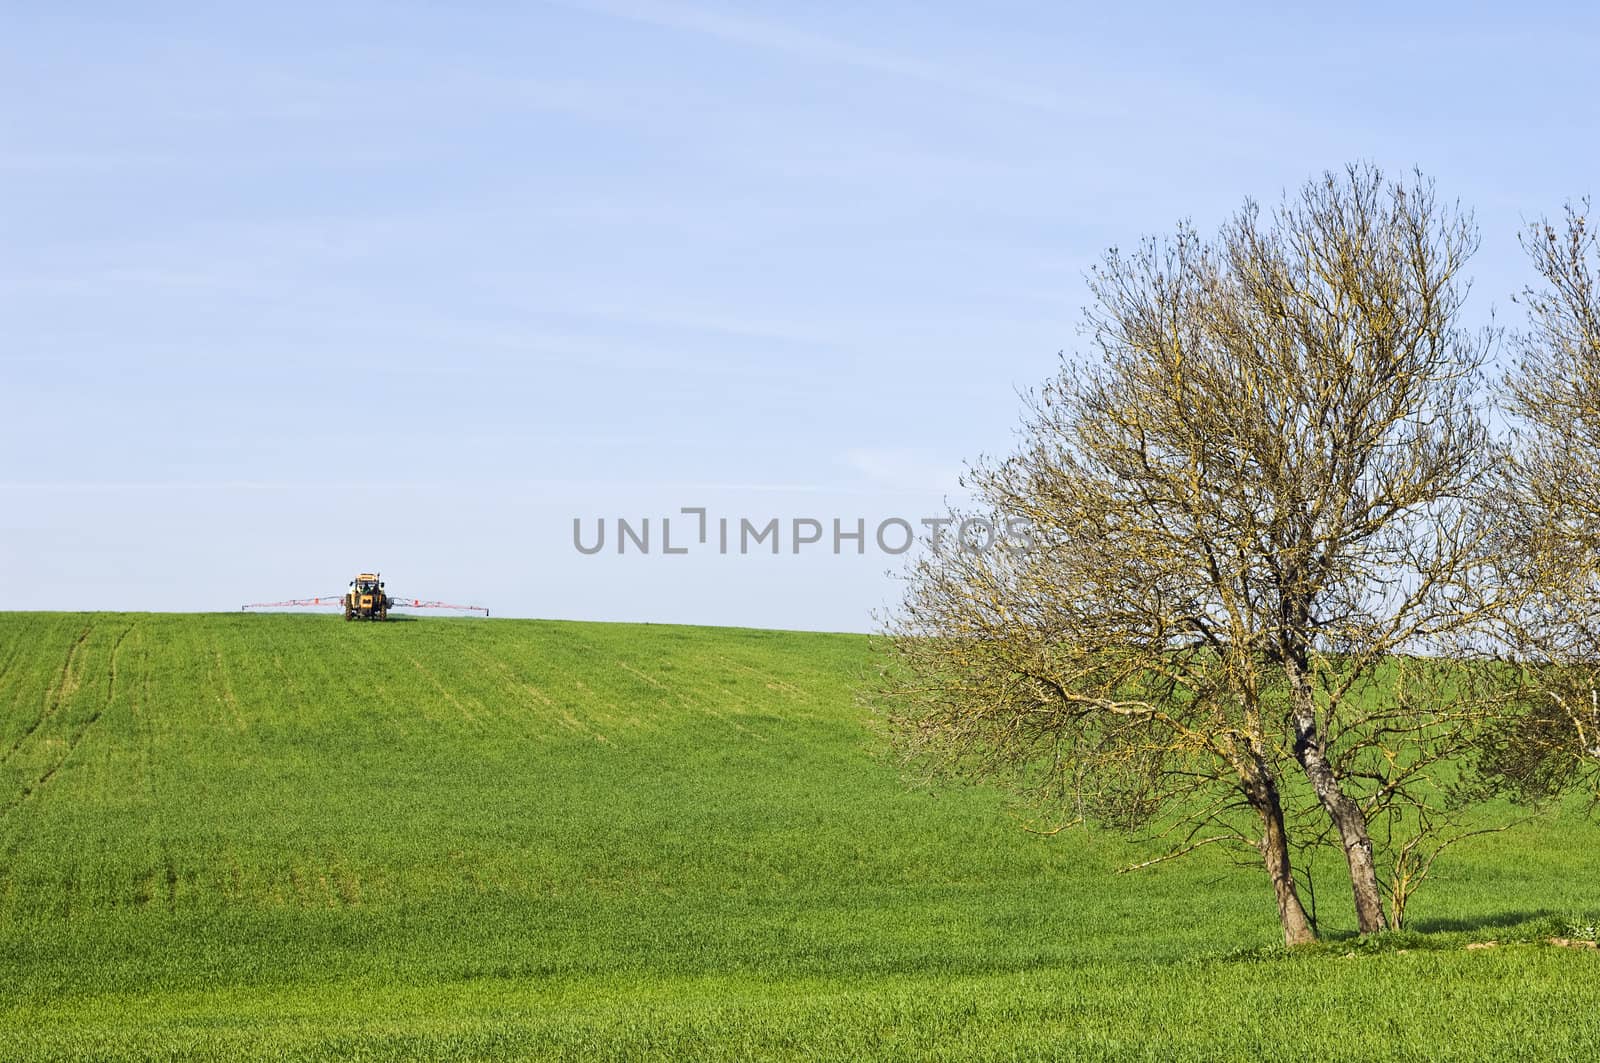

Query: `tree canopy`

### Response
(881, 165, 1560, 943)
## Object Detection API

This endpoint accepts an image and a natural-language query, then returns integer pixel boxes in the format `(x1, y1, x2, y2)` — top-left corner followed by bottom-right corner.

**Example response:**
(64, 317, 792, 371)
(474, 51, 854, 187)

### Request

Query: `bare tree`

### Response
(881, 165, 1510, 943)
(1487, 203, 1600, 801)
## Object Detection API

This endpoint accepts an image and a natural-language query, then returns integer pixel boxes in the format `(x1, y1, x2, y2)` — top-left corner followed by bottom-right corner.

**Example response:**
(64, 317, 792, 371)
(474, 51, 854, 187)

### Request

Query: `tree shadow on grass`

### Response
(1405, 910, 1557, 935)
(1311, 909, 1558, 940)
(1287, 910, 1561, 948)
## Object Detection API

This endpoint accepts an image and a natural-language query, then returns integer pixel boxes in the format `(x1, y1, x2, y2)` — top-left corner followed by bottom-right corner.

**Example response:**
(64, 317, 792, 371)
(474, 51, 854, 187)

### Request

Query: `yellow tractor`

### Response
(344, 573, 390, 621)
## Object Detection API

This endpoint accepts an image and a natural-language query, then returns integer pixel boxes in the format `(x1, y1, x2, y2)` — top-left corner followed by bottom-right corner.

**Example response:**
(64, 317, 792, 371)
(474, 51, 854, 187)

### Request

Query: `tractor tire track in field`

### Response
(0, 623, 135, 821)
(615, 660, 667, 690)
(138, 646, 158, 806)
(711, 654, 808, 699)
(618, 657, 772, 741)
(355, 633, 489, 729)
(0, 623, 35, 696)
(456, 644, 607, 740)
(404, 654, 482, 724)
(211, 648, 247, 732)
(0, 625, 90, 768)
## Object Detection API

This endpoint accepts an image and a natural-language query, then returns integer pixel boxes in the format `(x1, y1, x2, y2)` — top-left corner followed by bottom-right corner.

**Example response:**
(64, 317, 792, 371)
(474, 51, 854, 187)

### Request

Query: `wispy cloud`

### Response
(841, 447, 964, 496)
(553, 0, 1111, 117)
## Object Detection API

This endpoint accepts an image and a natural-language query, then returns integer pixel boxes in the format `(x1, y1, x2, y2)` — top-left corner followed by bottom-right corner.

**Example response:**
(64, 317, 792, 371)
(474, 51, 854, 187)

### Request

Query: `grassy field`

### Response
(1, 612, 1597, 1061)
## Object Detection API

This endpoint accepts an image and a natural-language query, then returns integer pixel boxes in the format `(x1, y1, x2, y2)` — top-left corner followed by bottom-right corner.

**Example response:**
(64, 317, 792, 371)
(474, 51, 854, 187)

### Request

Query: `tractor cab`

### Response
(346, 573, 390, 620)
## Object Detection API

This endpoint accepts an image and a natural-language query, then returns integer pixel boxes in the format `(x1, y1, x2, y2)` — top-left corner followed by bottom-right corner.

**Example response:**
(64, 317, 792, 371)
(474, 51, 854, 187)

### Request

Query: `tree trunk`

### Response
(1286, 669, 1389, 935)
(1248, 774, 1317, 946)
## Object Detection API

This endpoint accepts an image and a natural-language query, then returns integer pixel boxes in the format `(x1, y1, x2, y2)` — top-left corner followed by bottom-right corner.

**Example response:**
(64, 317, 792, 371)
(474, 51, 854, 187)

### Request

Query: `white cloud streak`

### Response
(552, 0, 1114, 117)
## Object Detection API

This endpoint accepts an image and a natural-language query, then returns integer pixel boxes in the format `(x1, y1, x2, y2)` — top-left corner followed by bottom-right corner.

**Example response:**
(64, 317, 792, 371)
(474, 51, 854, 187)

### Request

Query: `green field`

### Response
(2, 613, 1598, 1060)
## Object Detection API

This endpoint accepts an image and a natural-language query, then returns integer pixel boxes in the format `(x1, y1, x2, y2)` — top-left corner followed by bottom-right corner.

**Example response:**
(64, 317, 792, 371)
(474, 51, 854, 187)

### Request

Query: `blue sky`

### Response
(4, 1, 1598, 630)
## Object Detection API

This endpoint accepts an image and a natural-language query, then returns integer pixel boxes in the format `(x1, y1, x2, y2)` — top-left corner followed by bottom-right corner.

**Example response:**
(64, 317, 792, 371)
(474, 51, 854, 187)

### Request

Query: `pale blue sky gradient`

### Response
(4, 2, 1598, 629)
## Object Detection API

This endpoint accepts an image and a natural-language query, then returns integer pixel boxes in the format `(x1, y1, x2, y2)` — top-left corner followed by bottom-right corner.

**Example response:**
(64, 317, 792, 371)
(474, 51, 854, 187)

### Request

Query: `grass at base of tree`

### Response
(0, 613, 1595, 1060)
